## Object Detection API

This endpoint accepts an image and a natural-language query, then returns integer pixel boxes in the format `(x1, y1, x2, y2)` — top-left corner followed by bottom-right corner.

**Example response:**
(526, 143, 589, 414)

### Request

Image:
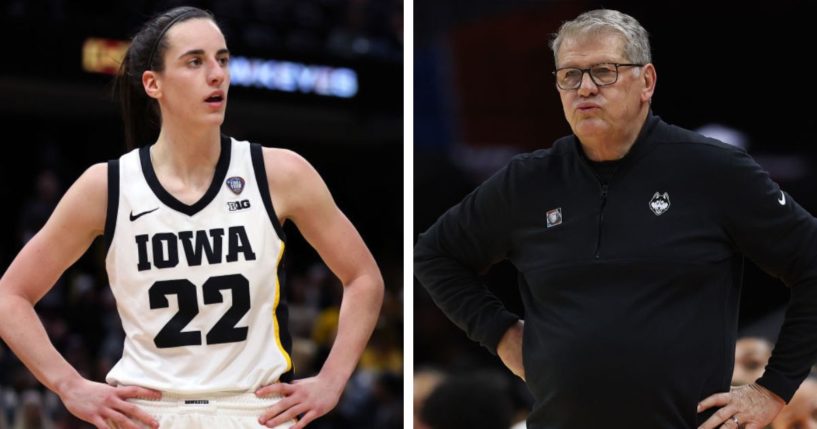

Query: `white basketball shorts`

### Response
(120, 392, 296, 429)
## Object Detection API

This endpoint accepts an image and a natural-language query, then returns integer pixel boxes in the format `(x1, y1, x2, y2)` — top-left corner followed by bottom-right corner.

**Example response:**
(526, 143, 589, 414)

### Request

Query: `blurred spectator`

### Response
(335, 322, 402, 427)
(17, 170, 60, 245)
(326, 0, 401, 60)
(733, 337, 773, 388)
(359, 324, 402, 374)
(414, 367, 446, 428)
(11, 390, 54, 429)
(369, 371, 402, 429)
(419, 371, 514, 429)
(0, 354, 8, 429)
(733, 307, 783, 387)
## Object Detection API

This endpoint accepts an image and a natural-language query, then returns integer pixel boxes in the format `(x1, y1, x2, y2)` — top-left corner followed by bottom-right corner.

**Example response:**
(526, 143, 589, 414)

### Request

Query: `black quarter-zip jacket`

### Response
(414, 114, 817, 428)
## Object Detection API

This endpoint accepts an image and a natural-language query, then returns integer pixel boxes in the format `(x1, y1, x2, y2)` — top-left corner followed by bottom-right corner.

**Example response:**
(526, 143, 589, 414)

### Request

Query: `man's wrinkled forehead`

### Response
(556, 32, 628, 67)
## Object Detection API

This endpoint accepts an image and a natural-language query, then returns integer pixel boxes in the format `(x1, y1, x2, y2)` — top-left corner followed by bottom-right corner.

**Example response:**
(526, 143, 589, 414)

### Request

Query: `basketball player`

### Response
(0, 6, 383, 429)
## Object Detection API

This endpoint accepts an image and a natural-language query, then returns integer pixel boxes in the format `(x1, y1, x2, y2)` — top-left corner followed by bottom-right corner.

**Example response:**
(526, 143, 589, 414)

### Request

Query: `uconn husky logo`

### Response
(649, 192, 671, 216)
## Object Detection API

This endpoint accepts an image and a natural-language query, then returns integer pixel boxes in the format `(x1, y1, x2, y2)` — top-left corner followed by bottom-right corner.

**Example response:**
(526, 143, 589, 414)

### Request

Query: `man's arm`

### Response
(700, 148, 817, 428)
(414, 162, 521, 356)
(720, 150, 817, 401)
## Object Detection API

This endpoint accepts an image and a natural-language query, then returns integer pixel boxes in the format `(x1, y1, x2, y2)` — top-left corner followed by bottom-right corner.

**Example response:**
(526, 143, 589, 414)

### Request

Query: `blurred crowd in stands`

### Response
(2, 0, 403, 63)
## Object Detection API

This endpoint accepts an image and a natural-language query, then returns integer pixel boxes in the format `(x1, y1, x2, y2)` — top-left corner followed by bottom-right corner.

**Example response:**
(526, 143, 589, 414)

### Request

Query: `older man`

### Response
(414, 9, 817, 429)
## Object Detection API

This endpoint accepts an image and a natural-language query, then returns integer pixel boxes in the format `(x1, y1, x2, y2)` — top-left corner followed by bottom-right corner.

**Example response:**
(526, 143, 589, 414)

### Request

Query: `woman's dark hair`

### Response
(115, 6, 215, 150)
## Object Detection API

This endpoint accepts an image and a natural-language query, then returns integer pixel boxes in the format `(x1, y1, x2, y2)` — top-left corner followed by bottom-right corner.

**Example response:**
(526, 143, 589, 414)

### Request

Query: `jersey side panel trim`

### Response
(250, 143, 287, 241)
(250, 143, 293, 381)
(104, 159, 120, 252)
(273, 241, 294, 379)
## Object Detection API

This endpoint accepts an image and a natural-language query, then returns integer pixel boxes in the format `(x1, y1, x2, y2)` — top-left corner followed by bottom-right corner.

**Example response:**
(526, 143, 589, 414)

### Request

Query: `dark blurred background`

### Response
(0, 1, 402, 428)
(414, 0, 815, 427)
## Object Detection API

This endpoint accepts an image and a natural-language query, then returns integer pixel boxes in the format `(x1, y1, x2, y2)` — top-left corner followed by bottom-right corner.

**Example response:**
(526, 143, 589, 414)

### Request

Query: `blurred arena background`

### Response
(414, 0, 815, 427)
(0, 1, 402, 428)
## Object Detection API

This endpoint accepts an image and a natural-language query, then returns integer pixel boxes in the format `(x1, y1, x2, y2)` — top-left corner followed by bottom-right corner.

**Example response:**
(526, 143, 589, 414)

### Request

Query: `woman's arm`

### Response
(0, 163, 159, 429)
(256, 148, 384, 429)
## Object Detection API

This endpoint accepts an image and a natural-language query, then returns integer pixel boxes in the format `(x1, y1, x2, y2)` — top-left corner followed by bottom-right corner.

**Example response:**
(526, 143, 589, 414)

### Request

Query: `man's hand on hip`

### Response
(497, 320, 525, 381)
(697, 383, 785, 429)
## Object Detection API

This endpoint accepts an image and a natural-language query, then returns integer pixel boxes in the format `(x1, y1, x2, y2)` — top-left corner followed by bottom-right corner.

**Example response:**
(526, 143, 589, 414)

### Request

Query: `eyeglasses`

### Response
(553, 63, 644, 90)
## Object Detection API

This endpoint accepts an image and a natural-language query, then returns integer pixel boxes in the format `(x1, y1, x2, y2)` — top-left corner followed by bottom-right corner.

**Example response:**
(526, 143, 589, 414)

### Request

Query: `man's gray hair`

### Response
(550, 9, 651, 65)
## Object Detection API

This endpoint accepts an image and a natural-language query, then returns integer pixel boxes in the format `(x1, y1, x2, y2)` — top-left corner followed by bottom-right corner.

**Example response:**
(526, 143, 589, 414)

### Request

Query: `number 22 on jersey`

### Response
(149, 273, 250, 348)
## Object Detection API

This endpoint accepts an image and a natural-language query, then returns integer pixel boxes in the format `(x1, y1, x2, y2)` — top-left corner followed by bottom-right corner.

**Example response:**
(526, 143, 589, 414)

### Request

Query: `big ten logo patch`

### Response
(227, 199, 251, 212)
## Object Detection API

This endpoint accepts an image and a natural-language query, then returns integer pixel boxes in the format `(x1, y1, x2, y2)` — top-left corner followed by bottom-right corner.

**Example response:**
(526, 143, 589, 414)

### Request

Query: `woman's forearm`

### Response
(0, 293, 82, 396)
(317, 271, 384, 390)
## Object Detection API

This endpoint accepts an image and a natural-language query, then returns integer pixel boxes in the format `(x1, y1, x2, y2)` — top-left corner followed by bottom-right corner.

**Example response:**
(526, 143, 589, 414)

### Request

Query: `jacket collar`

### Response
(572, 110, 662, 177)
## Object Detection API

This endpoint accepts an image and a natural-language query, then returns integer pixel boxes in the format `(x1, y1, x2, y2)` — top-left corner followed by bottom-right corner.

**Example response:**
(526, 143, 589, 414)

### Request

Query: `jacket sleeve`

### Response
(719, 149, 817, 402)
(414, 161, 521, 354)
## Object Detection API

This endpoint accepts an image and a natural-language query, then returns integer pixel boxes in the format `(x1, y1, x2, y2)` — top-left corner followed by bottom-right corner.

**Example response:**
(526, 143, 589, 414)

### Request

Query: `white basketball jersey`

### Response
(104, 136, 292, 394)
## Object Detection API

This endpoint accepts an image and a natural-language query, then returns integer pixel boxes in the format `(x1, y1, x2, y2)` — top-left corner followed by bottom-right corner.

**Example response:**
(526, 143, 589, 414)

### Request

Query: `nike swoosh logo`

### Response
(129, 207, 159, 221)
(778, 191, 786, 206)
